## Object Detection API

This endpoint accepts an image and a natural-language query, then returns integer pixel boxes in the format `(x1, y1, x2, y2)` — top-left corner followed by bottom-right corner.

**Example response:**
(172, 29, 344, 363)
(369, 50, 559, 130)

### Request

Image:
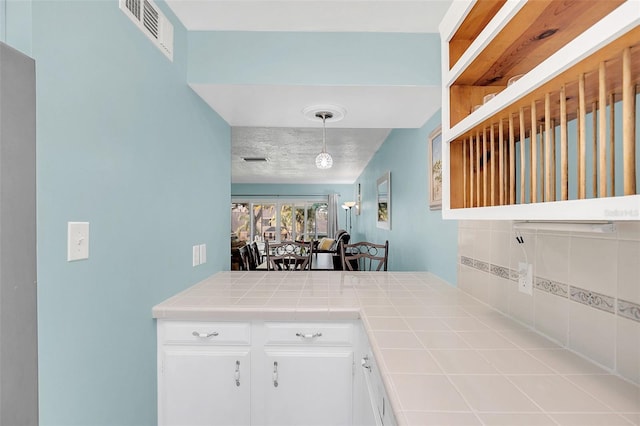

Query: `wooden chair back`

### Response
(266, 240, 313, 271)
(340, 240, 389, 271)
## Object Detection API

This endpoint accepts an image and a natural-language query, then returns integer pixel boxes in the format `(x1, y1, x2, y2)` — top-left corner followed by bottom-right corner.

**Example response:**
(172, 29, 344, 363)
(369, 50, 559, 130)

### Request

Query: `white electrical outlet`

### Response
(518, 262, 533, 295)
(199, 244, 207, 264)
(192, 245, 200, 267)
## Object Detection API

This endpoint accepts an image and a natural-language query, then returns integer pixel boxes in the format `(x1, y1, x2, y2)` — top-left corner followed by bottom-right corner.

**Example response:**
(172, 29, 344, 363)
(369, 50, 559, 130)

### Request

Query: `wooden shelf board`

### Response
(452, 0, 625, 88)
(448, 0, 506, 69)
(452, 28, 640, 144)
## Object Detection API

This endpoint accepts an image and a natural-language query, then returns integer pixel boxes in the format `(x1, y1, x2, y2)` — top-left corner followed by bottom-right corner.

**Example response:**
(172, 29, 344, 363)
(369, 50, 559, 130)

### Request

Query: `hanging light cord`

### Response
(321, 113, 327, 153)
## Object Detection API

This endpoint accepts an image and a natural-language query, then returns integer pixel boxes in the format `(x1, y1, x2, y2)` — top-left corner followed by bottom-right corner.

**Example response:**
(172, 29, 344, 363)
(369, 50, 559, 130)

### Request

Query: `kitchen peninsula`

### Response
(153, 271, 640, 425)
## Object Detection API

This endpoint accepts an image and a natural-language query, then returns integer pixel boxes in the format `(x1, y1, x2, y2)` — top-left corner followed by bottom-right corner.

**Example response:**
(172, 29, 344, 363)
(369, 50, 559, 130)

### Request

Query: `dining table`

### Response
(256, 252, 338, 270)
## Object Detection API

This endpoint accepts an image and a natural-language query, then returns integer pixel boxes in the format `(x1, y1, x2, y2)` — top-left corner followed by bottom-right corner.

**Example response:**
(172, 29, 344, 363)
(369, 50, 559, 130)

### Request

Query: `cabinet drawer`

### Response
(264, 322, 353, 346)
(160, 321, 251, 346)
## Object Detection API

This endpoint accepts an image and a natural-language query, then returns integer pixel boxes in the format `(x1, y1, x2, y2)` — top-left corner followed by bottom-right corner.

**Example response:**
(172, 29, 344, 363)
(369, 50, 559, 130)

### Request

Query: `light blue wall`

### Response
(188, 31, 441, 86)
(4, 1, 232, 424)
(1, 0, 32, 54)
(353, 111, 458, 284)
(232, 183, 356, 231)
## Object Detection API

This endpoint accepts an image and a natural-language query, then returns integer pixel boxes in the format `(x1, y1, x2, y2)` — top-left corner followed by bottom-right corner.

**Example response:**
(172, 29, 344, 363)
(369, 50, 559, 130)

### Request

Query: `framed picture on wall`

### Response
(428, 126, 442, 210)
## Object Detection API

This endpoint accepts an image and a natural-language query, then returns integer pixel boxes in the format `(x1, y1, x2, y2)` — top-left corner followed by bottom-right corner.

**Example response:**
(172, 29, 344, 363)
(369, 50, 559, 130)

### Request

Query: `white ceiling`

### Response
(166, 0, 451, 184)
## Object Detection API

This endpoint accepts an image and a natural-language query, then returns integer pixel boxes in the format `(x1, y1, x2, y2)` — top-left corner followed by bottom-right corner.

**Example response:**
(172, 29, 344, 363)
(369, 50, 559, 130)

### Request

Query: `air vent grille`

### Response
(125, 0, 141, 20)
(143, 0, 159, 39)
(119, 0, 173, 61)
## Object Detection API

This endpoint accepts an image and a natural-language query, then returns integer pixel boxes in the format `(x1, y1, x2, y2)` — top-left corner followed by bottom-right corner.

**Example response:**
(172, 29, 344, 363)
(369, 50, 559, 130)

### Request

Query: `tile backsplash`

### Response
(458, 220, 640, 385)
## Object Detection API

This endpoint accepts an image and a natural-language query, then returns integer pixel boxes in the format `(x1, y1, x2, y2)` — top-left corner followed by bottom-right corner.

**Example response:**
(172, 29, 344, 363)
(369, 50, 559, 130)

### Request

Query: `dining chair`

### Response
(340, 240, 389, 271)
(265, 240, 313, 271)
(238, 245, 253, 271)
(250, 242, 263, 266)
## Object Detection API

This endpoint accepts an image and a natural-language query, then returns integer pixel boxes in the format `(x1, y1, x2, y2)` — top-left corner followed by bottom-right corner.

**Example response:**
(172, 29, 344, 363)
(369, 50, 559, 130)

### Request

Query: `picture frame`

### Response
(376, 171, 391, 229)
(428, 126, 443, 210)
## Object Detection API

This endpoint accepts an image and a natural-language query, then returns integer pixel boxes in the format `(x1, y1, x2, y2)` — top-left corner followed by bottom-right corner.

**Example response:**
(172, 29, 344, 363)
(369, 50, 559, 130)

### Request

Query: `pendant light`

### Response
(315, 111, 333, 169)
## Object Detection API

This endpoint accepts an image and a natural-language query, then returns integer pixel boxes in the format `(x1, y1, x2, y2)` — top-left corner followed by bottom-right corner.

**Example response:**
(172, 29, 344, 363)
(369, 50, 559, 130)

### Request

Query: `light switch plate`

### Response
(68, 222, 89, 261)
(192, 245, 200, 267)
(199, 244, 207, 264)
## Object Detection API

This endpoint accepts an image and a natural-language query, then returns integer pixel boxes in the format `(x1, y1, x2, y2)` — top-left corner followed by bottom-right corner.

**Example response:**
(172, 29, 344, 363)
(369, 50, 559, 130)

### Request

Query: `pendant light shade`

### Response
(315, 111, 333, 169)
(315, 152, 333, 169)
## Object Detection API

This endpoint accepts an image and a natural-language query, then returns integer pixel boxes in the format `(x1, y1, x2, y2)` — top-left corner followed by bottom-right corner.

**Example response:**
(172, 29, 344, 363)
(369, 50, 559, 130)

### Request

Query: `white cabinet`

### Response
(161, 348, 251, 426)
(260, 350, 353, 425)
(157, 321, 252, 426)
(157, 320, 359, 426)
(256, 322, 354, 426)
(354, 332, 397, 426)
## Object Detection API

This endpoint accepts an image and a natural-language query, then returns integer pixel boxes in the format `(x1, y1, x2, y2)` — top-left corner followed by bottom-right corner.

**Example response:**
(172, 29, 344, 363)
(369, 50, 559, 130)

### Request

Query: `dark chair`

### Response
(266, 240, 313, 271)
(340, 240, 389, 271)
(238, 245, 252, 271)
(246, 244, 259, 270)
(250, 242, 263, 266)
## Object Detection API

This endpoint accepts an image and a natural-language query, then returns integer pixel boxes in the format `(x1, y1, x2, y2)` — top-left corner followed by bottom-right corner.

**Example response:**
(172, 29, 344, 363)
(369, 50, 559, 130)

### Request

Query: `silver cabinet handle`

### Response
(273, 361, 278, 387)
(295, 332, 322, 339)
(361, 355, 371, 372)
(192, 331, 219, 338)
(235, 360, 240, 387)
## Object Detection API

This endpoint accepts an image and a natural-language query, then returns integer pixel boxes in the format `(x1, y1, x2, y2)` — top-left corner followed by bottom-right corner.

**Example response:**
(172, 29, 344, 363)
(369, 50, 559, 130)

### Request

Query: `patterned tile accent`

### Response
(535, 277, 569, 298)
(490, 264, 511, 280)
(569, 286, 616, 314)
(474, 259, 490, 273)
(458, 256, 631, 320)
(618, 299, 640, 323)
(461, 256, 474, 268)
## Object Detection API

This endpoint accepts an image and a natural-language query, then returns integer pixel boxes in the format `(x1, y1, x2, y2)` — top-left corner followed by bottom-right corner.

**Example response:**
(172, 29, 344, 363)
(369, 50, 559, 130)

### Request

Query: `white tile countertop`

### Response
(153, 271, 640, 426)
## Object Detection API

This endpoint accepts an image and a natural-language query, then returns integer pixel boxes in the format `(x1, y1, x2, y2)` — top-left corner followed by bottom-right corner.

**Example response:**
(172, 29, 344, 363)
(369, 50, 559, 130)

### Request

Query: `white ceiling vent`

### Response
(120, 0, 173, 62)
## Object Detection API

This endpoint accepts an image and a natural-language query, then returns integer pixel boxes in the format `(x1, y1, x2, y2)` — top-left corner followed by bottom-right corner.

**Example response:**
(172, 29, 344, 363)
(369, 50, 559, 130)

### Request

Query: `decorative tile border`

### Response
(490, 264, 511, 280)
(535, 277, 569, 298)
(569, 286, 616, 314)
(461, 256, 474, 268)
(459, 255, 640, 323)
(474, 259, 490, 273)
(618, 299, 640, 322)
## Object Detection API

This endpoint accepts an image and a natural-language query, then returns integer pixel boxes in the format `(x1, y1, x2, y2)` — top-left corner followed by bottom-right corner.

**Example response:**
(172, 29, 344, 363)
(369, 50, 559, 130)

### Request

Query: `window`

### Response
(231, 199, 328, 243)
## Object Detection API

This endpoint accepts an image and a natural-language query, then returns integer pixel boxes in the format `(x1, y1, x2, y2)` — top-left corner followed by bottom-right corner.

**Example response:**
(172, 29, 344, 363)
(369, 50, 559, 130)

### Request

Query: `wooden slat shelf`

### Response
(442, 0, 640, 219)
(453, 30, 640, 145)
(449, 0, 625, 127)
(449, 38, 640, 209)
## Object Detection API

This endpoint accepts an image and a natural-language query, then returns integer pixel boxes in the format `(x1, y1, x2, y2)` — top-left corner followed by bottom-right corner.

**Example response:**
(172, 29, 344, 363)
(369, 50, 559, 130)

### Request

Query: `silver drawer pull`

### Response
(295, 332, 322, 339)
(235, 360, 241, 387)
(192, 331, 219, 338)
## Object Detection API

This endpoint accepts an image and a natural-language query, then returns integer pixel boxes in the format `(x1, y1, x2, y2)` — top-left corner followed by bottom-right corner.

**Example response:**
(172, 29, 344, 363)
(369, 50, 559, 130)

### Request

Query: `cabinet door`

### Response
(160, 348, 250, 426)
(261, 349, 353, 426)
(353, 355, 381, 426)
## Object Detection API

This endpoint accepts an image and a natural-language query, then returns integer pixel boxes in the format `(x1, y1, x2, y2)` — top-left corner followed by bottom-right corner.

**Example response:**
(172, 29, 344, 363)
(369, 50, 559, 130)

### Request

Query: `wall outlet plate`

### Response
(518, 262, 533, 295)
(192, 245, 200, 267)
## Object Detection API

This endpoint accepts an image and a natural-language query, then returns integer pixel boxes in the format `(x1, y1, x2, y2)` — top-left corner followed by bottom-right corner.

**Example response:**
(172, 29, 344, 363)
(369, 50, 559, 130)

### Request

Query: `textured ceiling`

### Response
(165, 0, 451, 184)
(232, 127, 391, 184)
